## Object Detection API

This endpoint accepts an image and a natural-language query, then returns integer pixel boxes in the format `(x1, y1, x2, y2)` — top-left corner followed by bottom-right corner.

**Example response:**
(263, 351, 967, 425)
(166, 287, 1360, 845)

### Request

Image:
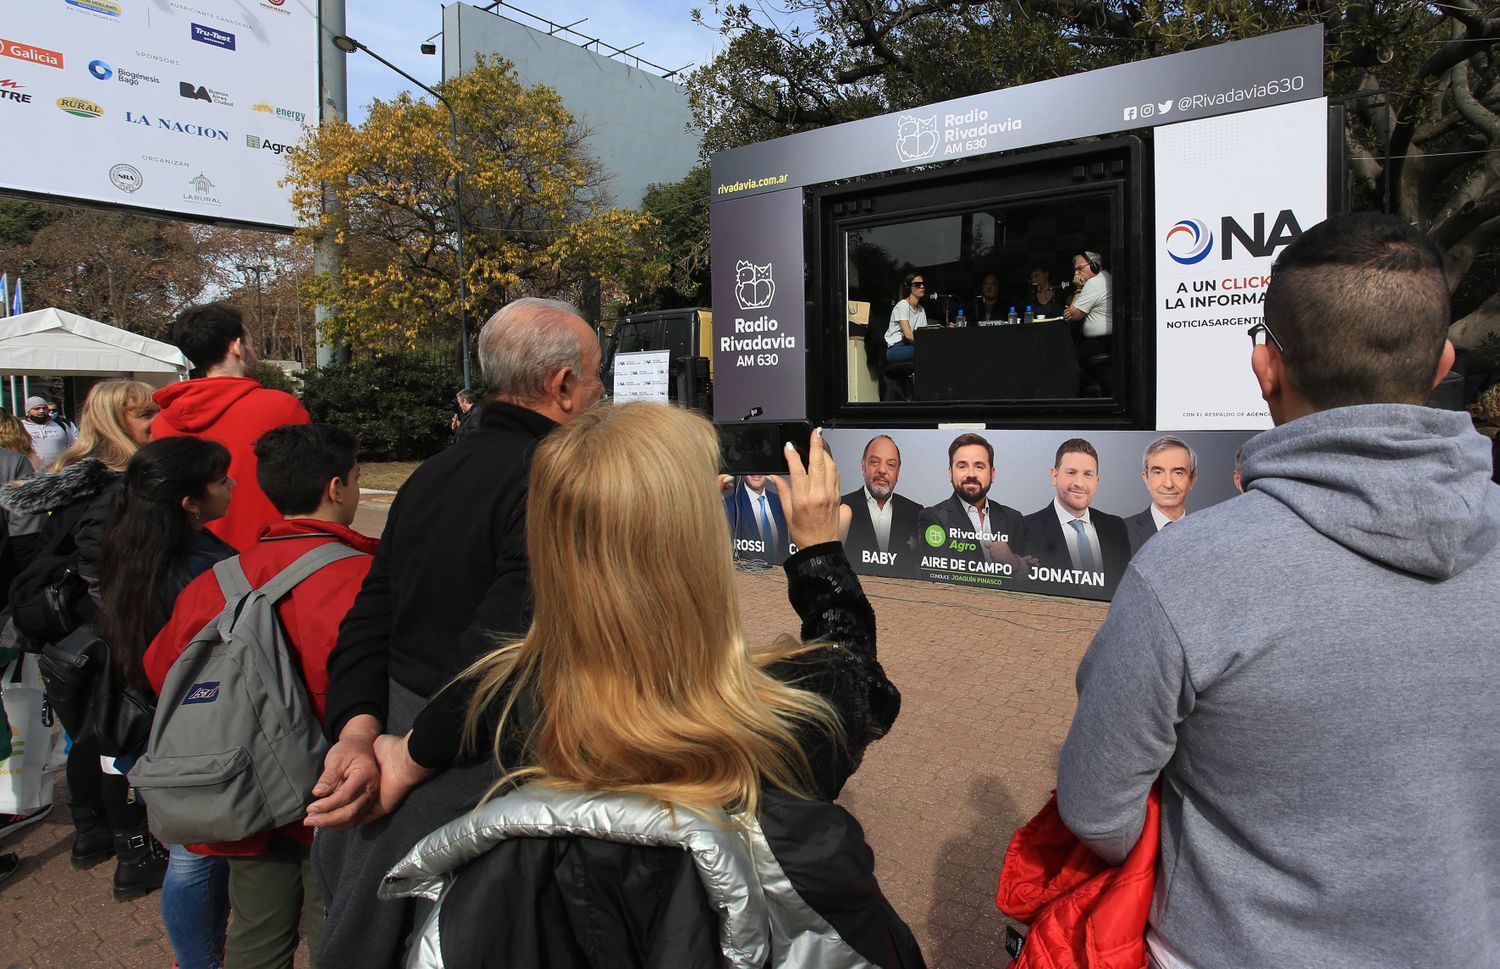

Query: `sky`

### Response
(341, 0, 728, 124)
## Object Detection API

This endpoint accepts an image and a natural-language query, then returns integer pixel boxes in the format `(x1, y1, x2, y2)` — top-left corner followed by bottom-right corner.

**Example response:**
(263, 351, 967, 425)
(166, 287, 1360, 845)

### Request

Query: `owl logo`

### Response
(735, 261, 775, 310)
(896, 115, 939, 162)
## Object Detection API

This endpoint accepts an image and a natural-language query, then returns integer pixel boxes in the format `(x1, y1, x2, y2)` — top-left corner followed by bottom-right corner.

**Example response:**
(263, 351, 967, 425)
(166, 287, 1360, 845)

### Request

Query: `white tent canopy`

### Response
(0, 307, 190, 387)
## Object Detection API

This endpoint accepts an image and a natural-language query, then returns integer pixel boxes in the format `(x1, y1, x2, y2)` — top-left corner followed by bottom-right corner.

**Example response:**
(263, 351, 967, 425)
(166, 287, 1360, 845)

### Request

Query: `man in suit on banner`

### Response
(1124, 435, 1198, 555)
(918, 432, 1028, 574)
(839, 435, 922, 576)
(725, 473, 789, 564)
(1023, 438, 1131, 596)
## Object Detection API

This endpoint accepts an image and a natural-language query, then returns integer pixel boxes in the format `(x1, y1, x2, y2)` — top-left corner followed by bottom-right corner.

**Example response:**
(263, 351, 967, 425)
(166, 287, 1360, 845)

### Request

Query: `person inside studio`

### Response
(885, 272, 930, 365)
(1064, 250, 1113, 393)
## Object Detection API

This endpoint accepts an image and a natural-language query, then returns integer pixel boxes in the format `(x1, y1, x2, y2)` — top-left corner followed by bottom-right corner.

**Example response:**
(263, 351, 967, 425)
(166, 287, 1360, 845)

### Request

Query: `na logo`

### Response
(734, 261, 775, 310)
(896, 114, 938, 163)
(1165, 219, 1214, 265)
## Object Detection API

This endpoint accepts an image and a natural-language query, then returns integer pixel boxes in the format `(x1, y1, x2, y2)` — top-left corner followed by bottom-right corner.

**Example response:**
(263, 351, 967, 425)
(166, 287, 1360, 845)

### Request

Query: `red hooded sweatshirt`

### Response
(152, 377, 310, 552)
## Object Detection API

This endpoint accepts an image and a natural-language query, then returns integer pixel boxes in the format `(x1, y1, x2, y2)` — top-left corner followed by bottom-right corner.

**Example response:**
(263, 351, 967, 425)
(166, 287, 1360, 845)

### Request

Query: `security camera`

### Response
(420, 42, 437, 55)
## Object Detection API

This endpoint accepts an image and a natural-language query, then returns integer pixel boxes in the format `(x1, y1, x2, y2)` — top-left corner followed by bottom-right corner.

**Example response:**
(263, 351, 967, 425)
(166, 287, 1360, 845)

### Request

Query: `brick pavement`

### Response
(0, 499, 1105, 968)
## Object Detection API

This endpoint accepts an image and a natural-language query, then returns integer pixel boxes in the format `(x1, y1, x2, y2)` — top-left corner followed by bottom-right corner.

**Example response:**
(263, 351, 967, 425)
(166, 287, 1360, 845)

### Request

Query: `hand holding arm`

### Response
(370, 732, 435, 819)
(304, 714, 382, 829)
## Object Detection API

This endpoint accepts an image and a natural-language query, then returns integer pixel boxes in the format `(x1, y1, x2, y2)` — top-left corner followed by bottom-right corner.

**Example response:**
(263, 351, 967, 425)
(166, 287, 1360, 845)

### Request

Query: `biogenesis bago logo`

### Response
(1165, 219, 1214, 265)
(1166, 211, 1305, 264)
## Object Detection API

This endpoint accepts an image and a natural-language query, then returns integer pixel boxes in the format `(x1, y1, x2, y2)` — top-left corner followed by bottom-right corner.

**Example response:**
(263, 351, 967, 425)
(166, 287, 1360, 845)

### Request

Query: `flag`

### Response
(10, 277, 20, 316)
(0, 274, 8, 319)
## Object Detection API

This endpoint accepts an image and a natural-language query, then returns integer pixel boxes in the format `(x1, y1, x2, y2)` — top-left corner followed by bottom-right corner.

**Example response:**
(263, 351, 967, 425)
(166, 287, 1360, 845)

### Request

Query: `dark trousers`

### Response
(225, 836, 323, 969)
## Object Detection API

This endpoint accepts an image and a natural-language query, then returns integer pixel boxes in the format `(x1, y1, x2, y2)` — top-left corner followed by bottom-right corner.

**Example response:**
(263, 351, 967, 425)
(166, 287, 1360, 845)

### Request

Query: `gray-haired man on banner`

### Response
(1055, 213, 1500, 968)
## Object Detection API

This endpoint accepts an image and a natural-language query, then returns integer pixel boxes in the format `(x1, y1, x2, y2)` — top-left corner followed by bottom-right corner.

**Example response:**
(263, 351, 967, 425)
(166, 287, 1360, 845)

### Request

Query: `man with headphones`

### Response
(1065, 251, 1113, 393)
(885, 271, 930, 365)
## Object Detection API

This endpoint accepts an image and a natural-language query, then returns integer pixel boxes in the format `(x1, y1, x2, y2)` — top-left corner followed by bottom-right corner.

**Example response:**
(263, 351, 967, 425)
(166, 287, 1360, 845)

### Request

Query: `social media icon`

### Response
(1122, 106, 1137, 121)
(1157, 100, 1173, 114)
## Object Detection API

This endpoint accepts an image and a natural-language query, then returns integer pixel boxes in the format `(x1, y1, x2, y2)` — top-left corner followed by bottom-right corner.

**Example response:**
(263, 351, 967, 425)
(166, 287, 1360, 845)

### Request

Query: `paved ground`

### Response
(0, 498, 1105, 968)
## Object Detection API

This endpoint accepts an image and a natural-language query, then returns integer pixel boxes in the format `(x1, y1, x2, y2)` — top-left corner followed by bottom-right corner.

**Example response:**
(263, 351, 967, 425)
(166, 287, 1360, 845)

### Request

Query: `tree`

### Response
(202, 229, 314, 361)
(631, 164, 712, 310)
(285, 55, 666, 349)
(0, 205, 213, 336)
(298, 349, 456, 461)
(687, 1, 1500, 340)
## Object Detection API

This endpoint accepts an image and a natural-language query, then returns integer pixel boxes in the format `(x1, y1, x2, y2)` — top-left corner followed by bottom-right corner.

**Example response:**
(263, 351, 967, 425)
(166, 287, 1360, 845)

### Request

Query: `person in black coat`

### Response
(353, 405, 921, 969)
(1021, 438, 1131, 598)
(306, 298, 607, 968)
(839, 434, 922, 577)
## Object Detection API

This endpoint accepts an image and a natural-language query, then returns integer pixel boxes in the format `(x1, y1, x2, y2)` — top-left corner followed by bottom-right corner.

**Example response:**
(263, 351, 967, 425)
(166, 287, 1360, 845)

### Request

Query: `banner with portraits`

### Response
(726, 427, 1256, 601)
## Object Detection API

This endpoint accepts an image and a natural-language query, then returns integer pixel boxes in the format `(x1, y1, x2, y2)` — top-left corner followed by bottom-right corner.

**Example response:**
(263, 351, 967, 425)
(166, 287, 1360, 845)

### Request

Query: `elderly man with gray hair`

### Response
(1123, 434, 1198, 554)
(307, 298, 604, 967)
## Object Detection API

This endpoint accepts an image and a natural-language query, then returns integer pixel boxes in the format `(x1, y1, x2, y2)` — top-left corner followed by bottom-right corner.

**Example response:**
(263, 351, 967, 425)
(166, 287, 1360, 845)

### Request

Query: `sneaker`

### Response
(0, 851, 18, 884)
(0, 803, 54, 841)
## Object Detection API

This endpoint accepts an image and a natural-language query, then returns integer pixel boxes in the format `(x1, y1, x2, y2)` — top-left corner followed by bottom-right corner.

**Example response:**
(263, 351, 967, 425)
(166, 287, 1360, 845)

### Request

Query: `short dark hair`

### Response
(171, 302, 247, 373)
(947, 432, 994, 466)
(1264, 213, 1450, 409)
(254, 423, 357, 515)
(456, 388, 480, 407)
(1054, 438, 1098, 469)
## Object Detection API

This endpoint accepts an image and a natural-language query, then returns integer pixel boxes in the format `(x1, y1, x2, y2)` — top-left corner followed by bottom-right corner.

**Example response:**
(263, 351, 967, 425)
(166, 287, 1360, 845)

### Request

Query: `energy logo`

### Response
(1165, 218, 1214, 265)
(734, 261, 774, 310)
(896, 114, 938, 162)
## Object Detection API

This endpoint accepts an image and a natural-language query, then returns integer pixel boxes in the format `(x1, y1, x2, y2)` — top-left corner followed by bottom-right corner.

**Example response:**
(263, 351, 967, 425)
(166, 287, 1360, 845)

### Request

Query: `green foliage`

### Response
(255, 362, 297, 394)
(0, 201, 56, 248)
(297, 349, 458, 461)
(631, 165, 712, 310)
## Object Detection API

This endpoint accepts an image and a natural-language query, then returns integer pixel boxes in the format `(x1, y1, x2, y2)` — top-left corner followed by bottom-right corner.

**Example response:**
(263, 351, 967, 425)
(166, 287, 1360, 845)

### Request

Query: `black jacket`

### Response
(917, 492, 1028, 563)
(391, 544, 921, 969)
(1, 457, 120, 606)
(841, 487, 923, 577)
(1021, 502, 1131, 598)
(325, 402, 556, 738)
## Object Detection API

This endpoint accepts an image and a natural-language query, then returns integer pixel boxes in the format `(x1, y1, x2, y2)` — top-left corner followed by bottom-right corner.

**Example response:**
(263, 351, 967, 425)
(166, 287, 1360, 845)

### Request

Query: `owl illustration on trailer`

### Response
(735, 261, 775, 310)
(896, 115, 939, 162)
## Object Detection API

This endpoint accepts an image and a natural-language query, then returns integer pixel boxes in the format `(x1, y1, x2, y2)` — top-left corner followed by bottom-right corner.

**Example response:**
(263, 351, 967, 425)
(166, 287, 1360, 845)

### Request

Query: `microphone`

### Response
(741, 407, 763, 421)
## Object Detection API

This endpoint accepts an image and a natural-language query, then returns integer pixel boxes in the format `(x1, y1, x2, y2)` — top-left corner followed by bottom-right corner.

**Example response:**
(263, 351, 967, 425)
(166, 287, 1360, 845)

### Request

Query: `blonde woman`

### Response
(353, 403, 921, 967)
(0, 415, 39, 471)
(0, 379, 165, 899)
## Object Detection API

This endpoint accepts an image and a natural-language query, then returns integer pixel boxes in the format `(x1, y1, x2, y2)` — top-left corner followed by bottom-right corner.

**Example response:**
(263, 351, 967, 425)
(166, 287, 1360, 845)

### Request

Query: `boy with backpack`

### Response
(138, 424, 377, 969)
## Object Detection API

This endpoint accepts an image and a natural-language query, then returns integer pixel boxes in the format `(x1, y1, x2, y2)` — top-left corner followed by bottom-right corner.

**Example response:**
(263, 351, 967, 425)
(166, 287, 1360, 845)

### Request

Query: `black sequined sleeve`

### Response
(768, 542, 901, 799)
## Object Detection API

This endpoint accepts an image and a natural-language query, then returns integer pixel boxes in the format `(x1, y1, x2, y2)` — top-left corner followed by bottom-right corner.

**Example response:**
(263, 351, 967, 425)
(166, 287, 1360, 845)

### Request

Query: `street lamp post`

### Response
(330, 34, 473, 391)
(237, 262, 271, 356)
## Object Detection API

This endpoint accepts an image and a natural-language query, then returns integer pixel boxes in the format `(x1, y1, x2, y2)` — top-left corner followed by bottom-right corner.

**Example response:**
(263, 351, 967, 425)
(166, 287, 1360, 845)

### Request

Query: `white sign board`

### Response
(0, 0, 317, 228)
(612, 350, 671, 403)
(1153, 98, 1327, 429)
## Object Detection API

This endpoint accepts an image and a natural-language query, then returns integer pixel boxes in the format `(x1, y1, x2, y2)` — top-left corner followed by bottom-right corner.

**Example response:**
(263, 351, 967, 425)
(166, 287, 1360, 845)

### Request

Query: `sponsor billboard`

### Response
(0, 1, 316, 228)
(1153, 99, 1329, 429)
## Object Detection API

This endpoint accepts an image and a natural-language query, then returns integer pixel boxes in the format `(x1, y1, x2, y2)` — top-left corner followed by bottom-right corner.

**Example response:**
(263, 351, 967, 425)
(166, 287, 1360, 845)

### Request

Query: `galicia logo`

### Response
(89, 59, 113, 80)
(182, 681, 220, 705)
(1165, 219, 1214, 265)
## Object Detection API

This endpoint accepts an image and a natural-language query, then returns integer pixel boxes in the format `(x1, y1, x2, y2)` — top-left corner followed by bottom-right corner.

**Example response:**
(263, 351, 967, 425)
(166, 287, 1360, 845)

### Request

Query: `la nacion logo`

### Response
(1165, 218, 1214, 265)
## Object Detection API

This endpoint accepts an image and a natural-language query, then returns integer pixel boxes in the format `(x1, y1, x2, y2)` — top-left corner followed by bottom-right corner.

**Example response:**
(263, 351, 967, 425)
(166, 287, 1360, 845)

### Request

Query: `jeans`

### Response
(162, 845, 230, 969)
(886, 341, 914, 364)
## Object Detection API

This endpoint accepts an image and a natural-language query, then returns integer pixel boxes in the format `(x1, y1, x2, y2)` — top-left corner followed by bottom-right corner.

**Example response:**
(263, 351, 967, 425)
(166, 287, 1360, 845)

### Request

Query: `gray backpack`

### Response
(128, 542, 365, 845)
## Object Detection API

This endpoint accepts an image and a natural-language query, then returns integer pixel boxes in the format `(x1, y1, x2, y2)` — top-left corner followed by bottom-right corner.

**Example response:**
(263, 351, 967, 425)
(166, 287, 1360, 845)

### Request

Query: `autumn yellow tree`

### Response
(286, 55, 664, 348)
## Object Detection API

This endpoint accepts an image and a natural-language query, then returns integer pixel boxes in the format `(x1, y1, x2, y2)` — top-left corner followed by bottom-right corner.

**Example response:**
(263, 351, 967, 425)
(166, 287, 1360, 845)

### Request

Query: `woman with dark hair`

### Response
(0, 380, 159, 889)
(96, 436, 236, 969)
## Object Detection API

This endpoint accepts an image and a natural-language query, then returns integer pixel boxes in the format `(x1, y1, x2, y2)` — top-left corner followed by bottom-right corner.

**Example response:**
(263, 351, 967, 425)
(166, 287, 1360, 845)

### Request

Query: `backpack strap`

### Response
(212, 557, 254, 602)
(255, 542, 368, 604)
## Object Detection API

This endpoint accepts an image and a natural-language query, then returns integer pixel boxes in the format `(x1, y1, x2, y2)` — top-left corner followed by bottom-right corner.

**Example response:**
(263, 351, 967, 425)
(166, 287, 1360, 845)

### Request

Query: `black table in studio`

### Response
(914, 321, 1079, 399)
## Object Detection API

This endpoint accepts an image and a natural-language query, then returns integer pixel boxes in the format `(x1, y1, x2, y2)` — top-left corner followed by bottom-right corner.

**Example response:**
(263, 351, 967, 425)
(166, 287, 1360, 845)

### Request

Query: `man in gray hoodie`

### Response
(1056, 213, 1499, 969)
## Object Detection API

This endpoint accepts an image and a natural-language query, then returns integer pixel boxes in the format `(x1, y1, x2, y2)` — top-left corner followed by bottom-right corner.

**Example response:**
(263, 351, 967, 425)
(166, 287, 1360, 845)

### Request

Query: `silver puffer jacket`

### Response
(382, 785, 915, 969)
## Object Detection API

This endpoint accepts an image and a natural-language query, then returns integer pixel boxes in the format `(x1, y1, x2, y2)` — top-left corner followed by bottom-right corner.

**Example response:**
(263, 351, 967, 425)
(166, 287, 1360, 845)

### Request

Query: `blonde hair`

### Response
(462, 402, 839, 815)
(52, 380, 158, 472)
(0, 416, 33, 457)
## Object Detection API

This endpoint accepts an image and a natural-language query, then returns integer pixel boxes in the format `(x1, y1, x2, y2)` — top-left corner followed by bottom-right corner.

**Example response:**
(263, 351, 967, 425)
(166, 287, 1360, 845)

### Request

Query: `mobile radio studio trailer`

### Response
(710, 26, 1340, 601)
